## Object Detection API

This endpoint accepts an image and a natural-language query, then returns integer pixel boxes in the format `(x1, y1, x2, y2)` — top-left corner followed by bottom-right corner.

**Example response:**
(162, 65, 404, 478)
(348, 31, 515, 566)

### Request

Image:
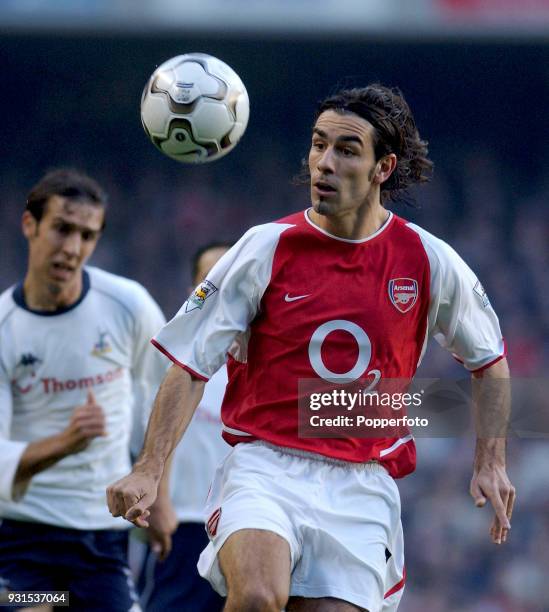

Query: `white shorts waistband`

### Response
(252, 441, 388, 474)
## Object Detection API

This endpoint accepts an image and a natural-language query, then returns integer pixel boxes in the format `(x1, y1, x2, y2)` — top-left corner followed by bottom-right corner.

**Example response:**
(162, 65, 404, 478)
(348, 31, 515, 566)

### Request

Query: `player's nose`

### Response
(317, 145, 336, 173)
(62, 231, 82, 257)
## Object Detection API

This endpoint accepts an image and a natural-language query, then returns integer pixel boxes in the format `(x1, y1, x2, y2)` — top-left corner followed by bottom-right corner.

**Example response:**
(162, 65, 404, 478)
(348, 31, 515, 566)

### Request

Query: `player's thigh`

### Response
(218, 528, 291, 604)
(288, 597, 366, 612)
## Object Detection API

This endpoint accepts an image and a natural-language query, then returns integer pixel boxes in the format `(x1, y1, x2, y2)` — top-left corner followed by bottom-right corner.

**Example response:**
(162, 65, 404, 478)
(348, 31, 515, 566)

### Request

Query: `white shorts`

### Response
(197, 442, 405, 612)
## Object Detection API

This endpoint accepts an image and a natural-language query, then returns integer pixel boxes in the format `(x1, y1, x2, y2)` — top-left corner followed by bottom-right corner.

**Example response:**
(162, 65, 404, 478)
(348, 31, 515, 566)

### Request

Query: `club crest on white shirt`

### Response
(473, 280, 490, 308)
(185, 280, 218, 313)
(91, 330, 112, 356)
(388, 278, 418, 313)
(12, 352, 42, 394)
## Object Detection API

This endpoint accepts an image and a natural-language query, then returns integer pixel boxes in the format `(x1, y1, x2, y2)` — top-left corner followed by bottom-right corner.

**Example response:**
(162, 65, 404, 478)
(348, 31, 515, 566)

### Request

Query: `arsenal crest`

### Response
(388, 278, 418, 313)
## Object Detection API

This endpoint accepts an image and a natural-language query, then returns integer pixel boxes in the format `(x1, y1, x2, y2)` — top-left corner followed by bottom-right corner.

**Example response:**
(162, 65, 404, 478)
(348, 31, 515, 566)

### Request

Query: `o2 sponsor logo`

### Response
(308, 320, 380, 388)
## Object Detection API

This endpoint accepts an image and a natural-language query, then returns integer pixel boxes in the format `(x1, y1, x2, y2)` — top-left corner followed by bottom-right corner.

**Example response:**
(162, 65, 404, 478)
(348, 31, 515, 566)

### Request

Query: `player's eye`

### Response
(55, 223, 71, 235)
(312, 141, 325, 151)
(341, 147, 356, 157)
(82, 231, 96, 241)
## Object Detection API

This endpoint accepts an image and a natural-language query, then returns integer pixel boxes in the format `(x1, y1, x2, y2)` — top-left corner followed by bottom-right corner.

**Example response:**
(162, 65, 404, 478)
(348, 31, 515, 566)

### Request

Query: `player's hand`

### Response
(61, 391, 107, 454)
(147, 495, 178, 561)
(470, 464, 516, 545)
(106, 470, 159, 528)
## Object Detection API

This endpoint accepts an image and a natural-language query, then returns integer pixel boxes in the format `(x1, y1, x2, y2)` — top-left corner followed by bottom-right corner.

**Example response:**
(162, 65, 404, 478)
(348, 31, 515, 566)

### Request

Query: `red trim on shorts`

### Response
(207, 507, 222, 537)
(470, 345, 507, 373)
(150, 339, 209, 382)
(384, 566, 406, 599)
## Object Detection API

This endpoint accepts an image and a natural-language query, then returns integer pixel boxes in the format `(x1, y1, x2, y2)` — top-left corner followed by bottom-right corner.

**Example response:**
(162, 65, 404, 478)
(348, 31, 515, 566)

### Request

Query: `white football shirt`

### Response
(0, 267, 169, 529)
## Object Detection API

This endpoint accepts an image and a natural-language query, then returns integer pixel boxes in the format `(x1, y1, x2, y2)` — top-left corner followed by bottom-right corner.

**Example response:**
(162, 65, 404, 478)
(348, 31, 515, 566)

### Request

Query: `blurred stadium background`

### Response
(1, 1, 548, 610)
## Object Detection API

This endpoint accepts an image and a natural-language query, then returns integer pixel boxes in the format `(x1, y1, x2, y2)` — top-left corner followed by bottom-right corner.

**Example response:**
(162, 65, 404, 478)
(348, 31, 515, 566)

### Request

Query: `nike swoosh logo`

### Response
(285, 293, 311, 302)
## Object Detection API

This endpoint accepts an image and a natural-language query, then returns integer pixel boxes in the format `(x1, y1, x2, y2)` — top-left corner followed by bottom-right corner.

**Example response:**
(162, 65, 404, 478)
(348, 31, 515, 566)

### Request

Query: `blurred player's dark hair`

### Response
(26, 168, 108, 224)
(191, 241, 234, 283)
(300, 84, 433, 204)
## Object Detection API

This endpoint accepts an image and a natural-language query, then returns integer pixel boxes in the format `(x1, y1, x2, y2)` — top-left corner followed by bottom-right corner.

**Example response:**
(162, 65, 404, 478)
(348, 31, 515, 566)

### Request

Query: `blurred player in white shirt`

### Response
(0, 169, 170, 611)
(108, 85, 515, 612)
(138, 243, 231, 612)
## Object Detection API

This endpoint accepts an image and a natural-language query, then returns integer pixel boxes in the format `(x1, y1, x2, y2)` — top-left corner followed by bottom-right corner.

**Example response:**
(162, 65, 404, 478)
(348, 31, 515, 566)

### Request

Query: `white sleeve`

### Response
(408, 224, 505, 372)
(129, 288, 170, 457)
(0, 362, 28, 502)
(153, 222, 292, 379)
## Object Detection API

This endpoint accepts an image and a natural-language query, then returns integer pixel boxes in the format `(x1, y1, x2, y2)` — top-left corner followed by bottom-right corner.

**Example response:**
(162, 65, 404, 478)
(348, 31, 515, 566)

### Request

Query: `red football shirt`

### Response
(153, 210, 504, 478)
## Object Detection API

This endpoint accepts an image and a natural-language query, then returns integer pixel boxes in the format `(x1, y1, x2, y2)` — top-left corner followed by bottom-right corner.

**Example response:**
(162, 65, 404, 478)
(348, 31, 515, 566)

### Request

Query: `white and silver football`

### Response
(141, 53, 249, 164)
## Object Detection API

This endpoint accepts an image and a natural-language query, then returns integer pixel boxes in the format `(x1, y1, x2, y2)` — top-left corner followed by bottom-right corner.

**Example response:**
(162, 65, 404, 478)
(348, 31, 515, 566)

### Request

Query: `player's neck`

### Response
(309, 201, 389, 241)
(23, 272, 83, 311)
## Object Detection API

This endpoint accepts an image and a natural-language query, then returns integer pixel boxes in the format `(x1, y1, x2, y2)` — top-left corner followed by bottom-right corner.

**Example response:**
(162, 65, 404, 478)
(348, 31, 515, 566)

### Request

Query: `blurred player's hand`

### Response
(106, 470, 159, 528)
(470, 464, 516, 545)
(147, 495, 178, 561)
(61, 391, 107, 454)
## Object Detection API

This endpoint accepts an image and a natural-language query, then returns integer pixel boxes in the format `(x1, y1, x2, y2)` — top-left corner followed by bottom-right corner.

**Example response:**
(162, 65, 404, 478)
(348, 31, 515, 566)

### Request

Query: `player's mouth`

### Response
(313, 181, 338, 197)
(50, 262, 76, 281)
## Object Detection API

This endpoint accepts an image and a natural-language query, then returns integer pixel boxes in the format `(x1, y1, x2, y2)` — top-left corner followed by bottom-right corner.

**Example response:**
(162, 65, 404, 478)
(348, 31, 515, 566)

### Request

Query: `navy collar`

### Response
(13, 270, 91, 316)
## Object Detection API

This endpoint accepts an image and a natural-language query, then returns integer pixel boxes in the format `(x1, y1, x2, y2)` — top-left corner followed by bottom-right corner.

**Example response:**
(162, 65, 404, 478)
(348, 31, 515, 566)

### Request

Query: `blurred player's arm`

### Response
(0, 366, 28, 502)
(1, 388, 105, 502)
(107, 364, 205, 528)
(470, 357, 514, 545)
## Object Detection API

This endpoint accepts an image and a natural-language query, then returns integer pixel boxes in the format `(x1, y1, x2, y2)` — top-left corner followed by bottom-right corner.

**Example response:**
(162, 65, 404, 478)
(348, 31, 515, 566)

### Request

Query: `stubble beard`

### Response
(315, 199, 332, 216)
(46, 281, 63, 296)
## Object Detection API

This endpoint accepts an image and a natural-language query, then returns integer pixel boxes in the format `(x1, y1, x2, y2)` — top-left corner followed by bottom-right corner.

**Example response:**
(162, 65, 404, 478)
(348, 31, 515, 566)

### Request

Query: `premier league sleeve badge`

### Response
(185, 280, 218, 313)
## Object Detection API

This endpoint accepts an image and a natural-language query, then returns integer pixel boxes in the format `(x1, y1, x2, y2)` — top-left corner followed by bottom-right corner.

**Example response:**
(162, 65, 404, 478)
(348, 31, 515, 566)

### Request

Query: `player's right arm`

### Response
(0, 363, 27, 502)
(107, 222, 292, 526)
(107, 364, 204, 527)
(3, 390, 106, 501)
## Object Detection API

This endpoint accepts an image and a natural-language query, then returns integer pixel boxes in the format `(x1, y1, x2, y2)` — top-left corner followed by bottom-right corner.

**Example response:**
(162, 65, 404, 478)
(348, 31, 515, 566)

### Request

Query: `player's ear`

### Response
(22, 211, 39, 239)
(373, 154, 397, 185)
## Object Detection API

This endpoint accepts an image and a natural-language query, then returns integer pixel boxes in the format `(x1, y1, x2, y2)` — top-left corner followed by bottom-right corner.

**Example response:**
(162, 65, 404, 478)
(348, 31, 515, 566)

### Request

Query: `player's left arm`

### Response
(470, 357, 515, 545)
(414, 227, 514, 544)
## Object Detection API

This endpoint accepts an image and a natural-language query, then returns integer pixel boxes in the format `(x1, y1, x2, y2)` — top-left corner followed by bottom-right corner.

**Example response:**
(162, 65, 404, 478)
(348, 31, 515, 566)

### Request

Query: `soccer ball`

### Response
(141, 53, 250, 164)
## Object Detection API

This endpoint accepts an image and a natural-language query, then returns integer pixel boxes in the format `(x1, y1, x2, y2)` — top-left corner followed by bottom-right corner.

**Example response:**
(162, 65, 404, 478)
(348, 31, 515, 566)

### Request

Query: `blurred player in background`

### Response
(0, 169, 171, 612)
(108, 85, 515, 612)
(138, 242, 231, 612)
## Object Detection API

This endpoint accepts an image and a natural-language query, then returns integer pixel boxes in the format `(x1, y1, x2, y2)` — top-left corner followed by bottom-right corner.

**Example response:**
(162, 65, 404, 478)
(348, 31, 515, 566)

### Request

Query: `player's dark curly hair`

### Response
(302, 84, 433, 204)
(26, 168, 108, 225)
